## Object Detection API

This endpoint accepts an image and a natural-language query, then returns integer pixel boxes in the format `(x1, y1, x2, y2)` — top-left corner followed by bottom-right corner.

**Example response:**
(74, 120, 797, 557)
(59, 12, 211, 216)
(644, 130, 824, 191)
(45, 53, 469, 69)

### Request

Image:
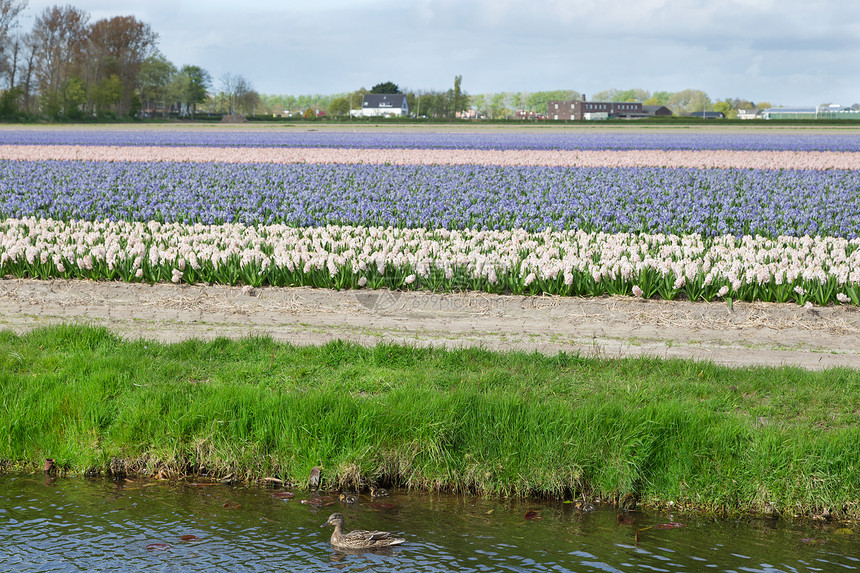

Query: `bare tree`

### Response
(16, 30, 37, 112)
(30, 4, 89, 116)
(220, 72, 256, 115)
(86, 15, 158, 115)
(219, 72, 237, 114)
(0, 0, 26, 88)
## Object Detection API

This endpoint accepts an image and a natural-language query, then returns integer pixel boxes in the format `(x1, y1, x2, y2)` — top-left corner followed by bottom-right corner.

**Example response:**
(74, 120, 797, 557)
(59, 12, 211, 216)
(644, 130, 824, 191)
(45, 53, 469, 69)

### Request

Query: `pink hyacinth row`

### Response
(1, 145, 859, 171)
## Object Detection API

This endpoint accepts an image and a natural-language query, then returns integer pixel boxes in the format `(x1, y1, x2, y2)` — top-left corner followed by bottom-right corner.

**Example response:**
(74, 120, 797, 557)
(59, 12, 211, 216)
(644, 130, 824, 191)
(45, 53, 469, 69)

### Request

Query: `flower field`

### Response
(2, 128, 860, 151)
(1, 127, 859, 306)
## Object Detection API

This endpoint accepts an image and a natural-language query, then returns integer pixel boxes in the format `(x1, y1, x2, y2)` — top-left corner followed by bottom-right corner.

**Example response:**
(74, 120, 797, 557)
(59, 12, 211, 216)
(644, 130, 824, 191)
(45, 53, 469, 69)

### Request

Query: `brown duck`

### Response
(320, 512, 405, 550)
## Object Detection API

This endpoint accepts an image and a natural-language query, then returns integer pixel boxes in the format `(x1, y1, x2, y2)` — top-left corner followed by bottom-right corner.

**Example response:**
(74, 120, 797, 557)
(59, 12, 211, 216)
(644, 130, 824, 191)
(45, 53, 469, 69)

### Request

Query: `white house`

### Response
(350, 94, 409, 117)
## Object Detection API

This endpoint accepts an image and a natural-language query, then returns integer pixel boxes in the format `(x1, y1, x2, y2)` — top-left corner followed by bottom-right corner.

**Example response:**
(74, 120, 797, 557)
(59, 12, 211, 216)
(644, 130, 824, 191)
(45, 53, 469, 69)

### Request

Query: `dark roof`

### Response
(642, 105, 672, 115)
(362, 94, 408, 109)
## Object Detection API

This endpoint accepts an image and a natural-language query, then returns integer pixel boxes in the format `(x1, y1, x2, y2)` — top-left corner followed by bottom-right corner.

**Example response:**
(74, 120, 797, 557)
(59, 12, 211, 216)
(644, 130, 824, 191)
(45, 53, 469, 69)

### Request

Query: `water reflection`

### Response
(0, 475, 856, 572)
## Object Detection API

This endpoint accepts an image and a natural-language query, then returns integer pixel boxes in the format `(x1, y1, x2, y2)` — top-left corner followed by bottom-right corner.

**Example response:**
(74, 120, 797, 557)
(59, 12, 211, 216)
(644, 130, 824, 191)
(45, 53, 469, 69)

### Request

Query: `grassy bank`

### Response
(1, 324, 858, 521)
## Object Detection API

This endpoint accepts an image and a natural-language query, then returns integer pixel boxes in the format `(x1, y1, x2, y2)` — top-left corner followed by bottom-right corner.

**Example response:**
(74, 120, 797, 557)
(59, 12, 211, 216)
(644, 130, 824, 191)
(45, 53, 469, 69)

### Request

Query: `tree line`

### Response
(0, 2, 264, 120)
(0, 2, 207, 119)
(0, 1, 779, 121)
(253, 86, 775, 120)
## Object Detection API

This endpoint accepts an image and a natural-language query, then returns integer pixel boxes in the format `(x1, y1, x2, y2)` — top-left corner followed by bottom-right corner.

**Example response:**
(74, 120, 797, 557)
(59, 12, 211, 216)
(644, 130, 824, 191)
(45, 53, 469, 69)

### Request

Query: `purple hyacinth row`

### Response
(1, 128, 860, 151)
(2, 160, 858, 238)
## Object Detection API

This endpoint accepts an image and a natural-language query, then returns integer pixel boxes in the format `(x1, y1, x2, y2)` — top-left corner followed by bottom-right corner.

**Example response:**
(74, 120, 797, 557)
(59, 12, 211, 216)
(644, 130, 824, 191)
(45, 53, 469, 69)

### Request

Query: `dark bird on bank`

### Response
(369, 486, 389, 498)
(308, 466, 321, 490)
(321, 513, 405, 550)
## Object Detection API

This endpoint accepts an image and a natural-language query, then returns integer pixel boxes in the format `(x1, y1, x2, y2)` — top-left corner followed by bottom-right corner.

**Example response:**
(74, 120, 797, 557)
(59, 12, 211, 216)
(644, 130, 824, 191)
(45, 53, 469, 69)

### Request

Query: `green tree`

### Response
(350, 88, 368, 112)
(452, 75, 466, 117)
(488, 92, 508, 119)
(180, 65, 211, 116)
(62, 75, 87, 118)
(713, 99, 735, 119)
(0, 86, 22, 119)
(328, 96, 350, 116)
(90, 74, 123, 117)
(525, 90, 579, 112)
(138, 53, 175, 117)
(470, 93, 486, 117)
(667, 89, 711, 116)
(413, 91, 435, 117)
(370, 81, 400, 94)
(593, 88, 650, 103)
(644, 91, 672, 106)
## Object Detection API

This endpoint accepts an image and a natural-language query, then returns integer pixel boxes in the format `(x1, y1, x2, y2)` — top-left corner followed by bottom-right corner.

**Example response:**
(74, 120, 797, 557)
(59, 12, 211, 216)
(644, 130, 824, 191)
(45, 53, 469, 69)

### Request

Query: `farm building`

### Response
(760, 107, 817, 120)
(642, 105, 673, 117)
(351, 94, 409, 118)
(761, 105, 860, 120)
(547, 97, 671, 120)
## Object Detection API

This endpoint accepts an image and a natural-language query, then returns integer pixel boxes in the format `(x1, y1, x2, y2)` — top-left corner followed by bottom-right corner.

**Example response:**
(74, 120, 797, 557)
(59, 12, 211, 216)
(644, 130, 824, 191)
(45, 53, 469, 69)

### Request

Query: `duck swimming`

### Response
(321, 513, 405, 550)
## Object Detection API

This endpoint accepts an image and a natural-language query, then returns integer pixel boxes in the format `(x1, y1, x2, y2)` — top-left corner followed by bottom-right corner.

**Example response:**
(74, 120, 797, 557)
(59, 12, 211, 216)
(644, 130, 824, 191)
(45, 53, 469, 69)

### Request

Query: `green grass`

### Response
(1, 324, 858, 520)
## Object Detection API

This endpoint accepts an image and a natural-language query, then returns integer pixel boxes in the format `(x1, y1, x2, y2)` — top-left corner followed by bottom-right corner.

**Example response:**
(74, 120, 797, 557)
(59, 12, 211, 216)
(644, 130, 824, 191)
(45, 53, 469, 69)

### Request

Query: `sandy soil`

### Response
(2, 278, 859, 370)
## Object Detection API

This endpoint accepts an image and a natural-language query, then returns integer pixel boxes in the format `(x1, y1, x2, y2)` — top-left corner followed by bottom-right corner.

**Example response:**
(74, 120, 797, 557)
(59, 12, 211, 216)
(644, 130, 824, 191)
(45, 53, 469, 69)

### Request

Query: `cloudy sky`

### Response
(20, 0, 860, 106)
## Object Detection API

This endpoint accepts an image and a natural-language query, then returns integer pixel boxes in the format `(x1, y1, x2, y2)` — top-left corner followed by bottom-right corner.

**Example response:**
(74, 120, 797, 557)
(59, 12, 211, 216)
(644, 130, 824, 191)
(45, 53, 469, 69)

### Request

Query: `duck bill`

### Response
(320, 519, 331, 528)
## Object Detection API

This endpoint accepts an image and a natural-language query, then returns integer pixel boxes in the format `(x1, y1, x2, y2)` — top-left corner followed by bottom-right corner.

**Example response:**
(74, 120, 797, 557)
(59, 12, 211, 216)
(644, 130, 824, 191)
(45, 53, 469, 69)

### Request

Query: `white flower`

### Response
(717, 286, 730, 297)
(171, 268, 183, 283)
(632, 285, 644, 297)
(358, 276, 367, 287)
(404, 274, 416, 285)
(794, 285, 806, 296)
(836, 293, 851, 304)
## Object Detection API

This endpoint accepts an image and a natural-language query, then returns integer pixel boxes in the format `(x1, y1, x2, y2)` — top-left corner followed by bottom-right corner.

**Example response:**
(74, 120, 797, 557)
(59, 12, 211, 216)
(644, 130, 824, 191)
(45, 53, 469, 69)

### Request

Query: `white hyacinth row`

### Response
(1, 217, 858, 305)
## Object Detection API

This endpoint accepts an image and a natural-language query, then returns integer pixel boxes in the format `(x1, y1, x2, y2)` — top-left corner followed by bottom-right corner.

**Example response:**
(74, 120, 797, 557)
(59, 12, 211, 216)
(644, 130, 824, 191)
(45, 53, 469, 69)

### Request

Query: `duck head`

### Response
(321, 513, 344, 528)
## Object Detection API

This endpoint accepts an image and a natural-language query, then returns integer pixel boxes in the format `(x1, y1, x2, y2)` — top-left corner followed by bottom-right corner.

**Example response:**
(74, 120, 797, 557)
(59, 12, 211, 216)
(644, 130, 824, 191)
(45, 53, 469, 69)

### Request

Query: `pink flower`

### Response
(632, 285, 644, 297)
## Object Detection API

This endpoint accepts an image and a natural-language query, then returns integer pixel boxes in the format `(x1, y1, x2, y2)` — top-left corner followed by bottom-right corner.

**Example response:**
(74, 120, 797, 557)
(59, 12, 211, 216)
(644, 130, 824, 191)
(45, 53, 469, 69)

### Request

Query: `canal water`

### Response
(0, 475, 857, 572)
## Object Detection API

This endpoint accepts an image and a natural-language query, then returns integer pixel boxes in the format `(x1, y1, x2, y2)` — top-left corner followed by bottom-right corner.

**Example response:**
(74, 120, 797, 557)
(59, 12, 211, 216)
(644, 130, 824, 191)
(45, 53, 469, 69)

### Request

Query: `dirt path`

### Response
(2, 278, 859, 370)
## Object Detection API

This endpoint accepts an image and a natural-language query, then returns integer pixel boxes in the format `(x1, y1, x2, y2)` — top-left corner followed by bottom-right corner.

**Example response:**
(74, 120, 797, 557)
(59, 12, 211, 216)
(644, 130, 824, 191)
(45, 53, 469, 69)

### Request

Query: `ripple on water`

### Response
(0, 476, 857, 572)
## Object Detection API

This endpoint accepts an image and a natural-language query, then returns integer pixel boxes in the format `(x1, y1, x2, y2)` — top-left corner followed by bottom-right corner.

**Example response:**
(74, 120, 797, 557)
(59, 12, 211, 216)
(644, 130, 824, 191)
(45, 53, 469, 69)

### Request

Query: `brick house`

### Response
(547, 96, 645, 120)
